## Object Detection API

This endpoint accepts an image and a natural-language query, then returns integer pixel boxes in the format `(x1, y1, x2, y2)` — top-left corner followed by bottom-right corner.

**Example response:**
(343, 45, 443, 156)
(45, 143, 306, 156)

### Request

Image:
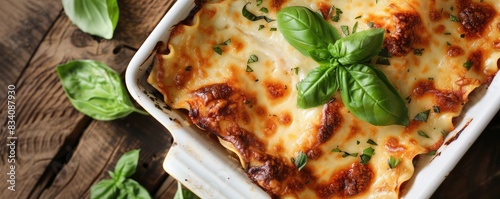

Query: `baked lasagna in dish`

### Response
(148, 0, 500, 198)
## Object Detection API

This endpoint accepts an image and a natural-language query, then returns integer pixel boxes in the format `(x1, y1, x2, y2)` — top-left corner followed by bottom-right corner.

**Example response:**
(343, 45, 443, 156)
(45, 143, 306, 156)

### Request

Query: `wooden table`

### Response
(0, 0, 498, 198)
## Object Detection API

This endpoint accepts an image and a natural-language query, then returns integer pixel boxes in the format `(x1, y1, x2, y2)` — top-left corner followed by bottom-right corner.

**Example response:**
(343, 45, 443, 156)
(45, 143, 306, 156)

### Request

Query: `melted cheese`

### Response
(148, 0, 500, 198)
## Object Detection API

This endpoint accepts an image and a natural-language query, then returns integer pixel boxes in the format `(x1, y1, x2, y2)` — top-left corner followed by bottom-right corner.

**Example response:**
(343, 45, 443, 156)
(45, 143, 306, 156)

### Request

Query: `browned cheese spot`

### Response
(264, 81, 289, 100)
(458, 3, 496, 39)
(385, 137, 407, 153)
(412, 80, 464, 113)
(316, 163, 374, 198)
(384, 12, 422, 57)
(317, 100, 343, 144)
(271, 0, 288, 12)
(447, 46, 464, 57)
(468, 50, 484, 74)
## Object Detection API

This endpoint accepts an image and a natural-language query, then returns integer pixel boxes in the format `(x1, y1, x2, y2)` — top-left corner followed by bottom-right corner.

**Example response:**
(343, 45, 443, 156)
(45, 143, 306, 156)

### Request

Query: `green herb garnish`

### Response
(463, 60, 473, 70)
(413, 109, 430, 122)
(449, 14, 460, 22)
(417, 130, 430, 138)
(242, 3, 274, 23)
(56, 60, 147, 121)
(277, 6, 408, 126)
(90, 149, 152, 199)
(294, 151, 308, 171)
(360, 147, 375, 165)
(62, 0, 119, 39)
(367, 139, 378, 146)
(388, 156, 401, 169)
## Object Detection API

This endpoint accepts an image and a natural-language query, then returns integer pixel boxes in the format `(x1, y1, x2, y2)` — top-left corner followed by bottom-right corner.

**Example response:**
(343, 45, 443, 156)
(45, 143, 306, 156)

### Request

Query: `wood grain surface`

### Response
(0, 0, 499, 198)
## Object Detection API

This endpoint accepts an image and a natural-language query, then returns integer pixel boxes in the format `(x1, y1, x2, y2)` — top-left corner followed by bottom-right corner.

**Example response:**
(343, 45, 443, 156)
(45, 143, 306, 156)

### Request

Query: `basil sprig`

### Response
(56, 60, 147, 121)
(62, 0, 119, 39)
(277, 6, 408, 126)
(90, 149, 152, 199)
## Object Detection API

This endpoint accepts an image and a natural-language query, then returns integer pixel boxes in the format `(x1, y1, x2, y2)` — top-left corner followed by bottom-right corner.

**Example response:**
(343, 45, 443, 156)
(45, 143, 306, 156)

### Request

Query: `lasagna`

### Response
(148, 0, 500, 198)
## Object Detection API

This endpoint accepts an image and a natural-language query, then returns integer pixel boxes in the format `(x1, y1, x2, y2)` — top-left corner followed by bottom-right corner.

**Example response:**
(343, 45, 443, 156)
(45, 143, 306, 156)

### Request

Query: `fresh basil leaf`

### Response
(174, 181, 200, 199)
(329, 28, 385, 65)
(308, 49, 333, 64)
(120, 179, 152, 199)
(297, 65, 338, 108)
(277, 6, 341, 56)
(242, 3, 274, 23)
(56, 60, 147, 121)
(294, 151, 308, 171)
(114, 149, 140, 180)
(338, 64, 408, 126)
(62, 0, 119, 39)
(90, 179, 119, 199)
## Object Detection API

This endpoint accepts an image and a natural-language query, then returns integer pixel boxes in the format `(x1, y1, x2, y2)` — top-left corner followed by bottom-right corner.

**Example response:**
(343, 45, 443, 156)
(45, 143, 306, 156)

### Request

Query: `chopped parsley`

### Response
(270, 27, 277, 31)
(248, 54, 259, 63)
(256, 0, 262, 6)
(417, 130, 430, 138)
(260, 7, 269, 13)
(367, 139, 378, 146)
(213, 46, 223, 55)
(444, 32, 451, 35)
(388, 156, 401, 169)
(293, 151, 308, 171)
(341, 25, 349, 36)
(413, 109, 430, 122)
(446, 41, 452, 46)
(449, 14, 460, 22)
(293, 67, 299, 75)
(360, 147, 375, 165)
(352, 21, 359, 34)
(242, 3, 274, 23)
(258, 24, 265, 30)
(330, 7, 343, 22)
(213, 39, 231, 55)
(355, 15, 362, 19)
(413, 48, 424, 56)
(433, 106, 440, 113)
(246, 65, 254, 72)
(463, 60, 473, 70)
(332, 146, 358, 158)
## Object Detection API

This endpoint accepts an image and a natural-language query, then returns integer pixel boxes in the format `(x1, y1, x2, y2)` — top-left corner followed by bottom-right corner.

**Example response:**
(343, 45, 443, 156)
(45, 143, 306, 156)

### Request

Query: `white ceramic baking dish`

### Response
(125, 1, 500, 198)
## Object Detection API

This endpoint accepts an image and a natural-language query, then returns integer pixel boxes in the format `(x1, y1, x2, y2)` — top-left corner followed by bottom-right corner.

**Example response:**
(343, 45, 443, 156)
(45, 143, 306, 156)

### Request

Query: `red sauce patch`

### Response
(307, 148, 323, 160)
(447, 46, 464, 57)
(264, 117, 277, 136)
(316, 163, 373, 198)
(231, 38, 244, 53)
(384, 12, 423, 56)
(429, 9, 442, 21)
(458, 3, 496, 38)
(318, 3, 331, 19)
(264, 81, 289, 100)
(317, 100, 343, 144)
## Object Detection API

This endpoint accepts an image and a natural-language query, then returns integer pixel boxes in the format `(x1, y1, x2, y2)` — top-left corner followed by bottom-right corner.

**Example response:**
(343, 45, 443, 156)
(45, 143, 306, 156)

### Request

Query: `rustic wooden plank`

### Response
(0, 0, 62, 98)
(154, 175, 179, 198)
(0, 0, 176, 197)
(38, 112, 173, 199)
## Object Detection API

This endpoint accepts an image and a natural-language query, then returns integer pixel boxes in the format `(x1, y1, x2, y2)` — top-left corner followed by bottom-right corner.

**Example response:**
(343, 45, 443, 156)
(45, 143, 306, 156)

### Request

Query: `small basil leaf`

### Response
(90, 179, 119, 199)
(338, 64, 408, 126)
(56, 60, 147, 121)
(174, 181, 201, 199)
(62, 0, 119, 39)
(329, 28, 385, 65)
(308, 49, 333, 64)
(120, 179, 152, 199)
(294, 151, 308, 171)
(297, 65, 338, 108)
(277, 6, 341, 57)
(114, 149, 140, 180)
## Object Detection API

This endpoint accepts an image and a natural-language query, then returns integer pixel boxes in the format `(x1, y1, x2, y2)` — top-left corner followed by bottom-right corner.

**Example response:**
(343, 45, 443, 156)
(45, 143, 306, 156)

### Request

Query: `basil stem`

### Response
(277, 6, 341, 56)
(56, 60, 147, 121)
(338, 64, 408, 126)
(297, 65, 339, 108)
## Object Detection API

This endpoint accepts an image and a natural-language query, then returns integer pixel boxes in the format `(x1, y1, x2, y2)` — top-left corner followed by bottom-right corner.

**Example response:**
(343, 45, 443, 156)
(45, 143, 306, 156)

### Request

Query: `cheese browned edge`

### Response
(148, 0, 500, 198)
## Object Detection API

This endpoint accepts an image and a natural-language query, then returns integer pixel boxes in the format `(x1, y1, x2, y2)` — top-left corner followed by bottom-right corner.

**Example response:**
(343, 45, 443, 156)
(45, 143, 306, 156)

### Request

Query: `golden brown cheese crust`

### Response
(148, 0, 500, 198)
